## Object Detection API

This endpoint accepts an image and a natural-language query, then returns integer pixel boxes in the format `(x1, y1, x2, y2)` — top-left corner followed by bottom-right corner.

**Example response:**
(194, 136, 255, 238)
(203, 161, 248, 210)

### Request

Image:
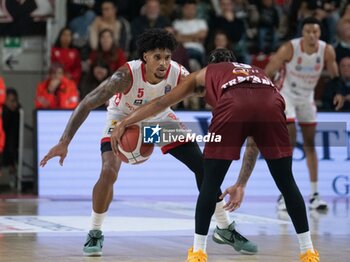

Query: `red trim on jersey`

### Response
(141, 62, 146, 82)
(165, 64, 172, 79)
(101, 137, 111, 143)
(300, 39, 304, 52)
(176, 63, 182, 84)
(286, 118, 295, 123)
(123, 63, 134, 95)
(299, 122, 317, 126)
(161, 141, 189, 154)
(323, 44, 328, 68)
(286, 41, 294, 63)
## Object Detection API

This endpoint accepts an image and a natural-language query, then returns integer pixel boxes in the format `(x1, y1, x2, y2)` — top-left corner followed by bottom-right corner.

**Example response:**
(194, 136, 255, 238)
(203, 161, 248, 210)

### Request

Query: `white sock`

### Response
(193, 233, 208, 252)
(297, 231, 314, 254)
(91, 210, 107, 230)
(214, 200, 231, 229)
(310, 182, 318, 195)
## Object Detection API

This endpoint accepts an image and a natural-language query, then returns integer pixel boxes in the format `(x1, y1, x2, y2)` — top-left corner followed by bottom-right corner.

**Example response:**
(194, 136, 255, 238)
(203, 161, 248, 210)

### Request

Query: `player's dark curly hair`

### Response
(207, 48, 237, 64)
(136, 29, 178, 63)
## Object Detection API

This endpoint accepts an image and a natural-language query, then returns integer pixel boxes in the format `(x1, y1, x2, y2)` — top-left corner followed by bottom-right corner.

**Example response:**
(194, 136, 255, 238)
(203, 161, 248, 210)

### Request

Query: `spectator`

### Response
(335, 22, 350, 63)
(67, 0, 96, 22)
(35, 63, 79, 109)
(165, 28, 190, 71)
(256, 0, 279, 53)
(89, 28, 127, 73)
(322, 56, 350, 111)
(89, 0, 131, 54)
(68, 2, 96, 49)
(208, 30, 232, 51)
(79, 60, 111, 105)
(210, 0, 247, 62)
(159, 0, 178, 20)
(0, 77, 5, 176)
(173, 0, 208, 68)
(2, 88, 20, 176)
(337, 2, 350, 30)
(130, 0, 171, 57)
(51, 27, 82, 86)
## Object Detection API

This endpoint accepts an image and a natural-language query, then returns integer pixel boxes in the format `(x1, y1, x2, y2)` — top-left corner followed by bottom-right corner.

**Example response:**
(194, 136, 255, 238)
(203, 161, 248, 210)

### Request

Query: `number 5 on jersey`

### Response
(137, 88, 144, 98)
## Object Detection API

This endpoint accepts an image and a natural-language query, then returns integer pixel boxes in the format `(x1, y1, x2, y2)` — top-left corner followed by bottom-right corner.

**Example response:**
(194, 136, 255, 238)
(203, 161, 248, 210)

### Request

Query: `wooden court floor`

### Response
(0, 196, 349, 262)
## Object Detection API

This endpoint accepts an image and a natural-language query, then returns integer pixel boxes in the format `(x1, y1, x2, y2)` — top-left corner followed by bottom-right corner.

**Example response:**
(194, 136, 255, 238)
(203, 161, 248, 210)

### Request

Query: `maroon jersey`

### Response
(205, 62, 275, 107)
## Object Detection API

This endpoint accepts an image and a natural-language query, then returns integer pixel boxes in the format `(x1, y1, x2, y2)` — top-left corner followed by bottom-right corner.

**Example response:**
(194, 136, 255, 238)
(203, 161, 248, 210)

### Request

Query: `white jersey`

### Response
(102, 60, 191, 150)
(107, 60, 189, 119)
(281, 38, 326, 102)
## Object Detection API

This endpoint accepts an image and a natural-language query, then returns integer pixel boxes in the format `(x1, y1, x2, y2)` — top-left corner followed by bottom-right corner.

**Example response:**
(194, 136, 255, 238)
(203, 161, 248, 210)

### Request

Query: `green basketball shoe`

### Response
(212, 222, 258, 255)
(83, 229, 104, 256)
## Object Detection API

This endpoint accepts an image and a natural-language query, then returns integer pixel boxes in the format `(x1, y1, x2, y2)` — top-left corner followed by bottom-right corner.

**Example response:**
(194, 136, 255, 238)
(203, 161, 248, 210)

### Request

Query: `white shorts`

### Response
(101, 109, 190, 153)
(281, 92, 317, 124)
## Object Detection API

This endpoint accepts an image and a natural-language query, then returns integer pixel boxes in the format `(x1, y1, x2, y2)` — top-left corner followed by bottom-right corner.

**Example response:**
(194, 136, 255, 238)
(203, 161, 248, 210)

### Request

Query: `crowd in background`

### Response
(28, 0, 350, 111)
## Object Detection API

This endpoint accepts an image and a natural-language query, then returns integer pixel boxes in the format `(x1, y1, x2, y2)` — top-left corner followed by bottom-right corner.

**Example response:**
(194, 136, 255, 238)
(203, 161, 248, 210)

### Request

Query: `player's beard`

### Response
(154, 72, 166, 80)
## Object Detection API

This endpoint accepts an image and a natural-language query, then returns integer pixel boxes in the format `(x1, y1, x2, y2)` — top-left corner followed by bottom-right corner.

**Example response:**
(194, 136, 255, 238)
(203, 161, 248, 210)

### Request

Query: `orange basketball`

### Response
(117, 124, 154, 164)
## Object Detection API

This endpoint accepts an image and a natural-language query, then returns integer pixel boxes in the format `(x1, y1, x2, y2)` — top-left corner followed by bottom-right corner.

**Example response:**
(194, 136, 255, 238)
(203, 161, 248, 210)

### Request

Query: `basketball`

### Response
(117, 124, 154, 164)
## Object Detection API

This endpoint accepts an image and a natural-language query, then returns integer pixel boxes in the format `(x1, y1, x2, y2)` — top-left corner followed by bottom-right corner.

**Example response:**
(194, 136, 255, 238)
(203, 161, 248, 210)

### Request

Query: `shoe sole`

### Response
(83, 251, 102, 257)
(212, 232, 257, 255)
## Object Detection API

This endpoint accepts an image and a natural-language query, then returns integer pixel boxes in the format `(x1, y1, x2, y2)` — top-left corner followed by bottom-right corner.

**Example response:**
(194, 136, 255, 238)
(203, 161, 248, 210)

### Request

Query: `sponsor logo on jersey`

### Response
(232, 68, 250, 75)
(316, 56, 321, 63)
(297, 57, 302, 64)
(164, 84, 172, 94)
(295, 65, 302, 71)
(133, 99, 143, 105)
(125, 102, 135, 111)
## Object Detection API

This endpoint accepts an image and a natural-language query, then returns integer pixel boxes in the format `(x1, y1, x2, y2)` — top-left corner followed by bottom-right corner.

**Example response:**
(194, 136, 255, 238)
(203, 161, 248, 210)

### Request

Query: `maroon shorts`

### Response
(204, 85, 293, 160)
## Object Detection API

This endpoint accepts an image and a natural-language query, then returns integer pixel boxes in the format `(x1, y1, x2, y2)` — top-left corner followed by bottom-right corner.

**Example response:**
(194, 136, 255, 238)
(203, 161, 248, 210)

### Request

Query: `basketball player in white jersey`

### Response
(40, 29, 257, 257)
(264, 17, 345, 211)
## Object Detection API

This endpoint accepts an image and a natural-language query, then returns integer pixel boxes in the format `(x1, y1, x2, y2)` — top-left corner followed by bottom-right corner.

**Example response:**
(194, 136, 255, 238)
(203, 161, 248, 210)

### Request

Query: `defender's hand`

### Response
(40, 141, 68, 167)
(220, 184, 245, 212)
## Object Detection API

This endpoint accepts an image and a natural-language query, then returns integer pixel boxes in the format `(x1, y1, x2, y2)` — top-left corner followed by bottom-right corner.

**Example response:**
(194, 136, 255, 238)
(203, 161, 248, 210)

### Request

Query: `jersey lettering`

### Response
(137, 88, 144, 98)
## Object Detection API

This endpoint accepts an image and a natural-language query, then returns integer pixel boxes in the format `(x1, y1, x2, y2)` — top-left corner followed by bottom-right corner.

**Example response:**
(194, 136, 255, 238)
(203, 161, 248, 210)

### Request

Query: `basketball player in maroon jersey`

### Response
(112, 49, 319, 262)
(39, 29, 256, 257)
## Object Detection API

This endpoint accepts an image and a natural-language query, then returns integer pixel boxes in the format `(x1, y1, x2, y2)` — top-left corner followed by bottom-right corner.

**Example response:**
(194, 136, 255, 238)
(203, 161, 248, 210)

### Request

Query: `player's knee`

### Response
(100, 165, 119, 185)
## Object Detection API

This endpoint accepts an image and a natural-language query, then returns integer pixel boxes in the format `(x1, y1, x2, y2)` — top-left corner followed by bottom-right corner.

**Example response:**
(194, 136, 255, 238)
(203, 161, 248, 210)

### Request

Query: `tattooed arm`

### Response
(40, 65, 132, 166)
(235, 137, 259, 187)
(220, 137, 259, 212)
(60, 66, 132, 144)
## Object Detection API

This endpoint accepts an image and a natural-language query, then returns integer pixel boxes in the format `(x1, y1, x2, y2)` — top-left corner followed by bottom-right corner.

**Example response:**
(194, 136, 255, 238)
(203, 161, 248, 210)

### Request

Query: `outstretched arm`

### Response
(111, 68, 207, 154)
(40, 65, 132, 166)
(220, 137, 259, 211)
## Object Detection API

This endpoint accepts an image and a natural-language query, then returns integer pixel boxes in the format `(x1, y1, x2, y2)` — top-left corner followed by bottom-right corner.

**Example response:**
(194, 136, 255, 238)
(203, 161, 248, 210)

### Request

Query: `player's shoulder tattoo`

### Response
(107, 64, 133, 94)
